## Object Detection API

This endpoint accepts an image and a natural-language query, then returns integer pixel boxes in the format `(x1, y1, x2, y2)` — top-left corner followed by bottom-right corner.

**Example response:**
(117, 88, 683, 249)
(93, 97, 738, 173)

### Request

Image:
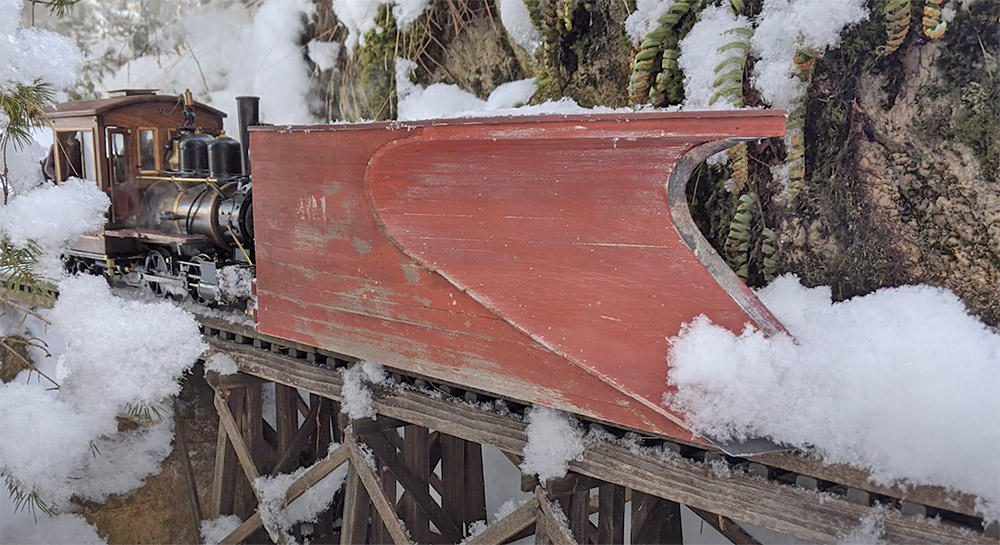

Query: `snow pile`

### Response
(201, 515, 243, 545)
(254, 444, 349, 545)
(677, 4, 751, 109)
(519, 407, 585, 482)
(307, 39, 341, 72)
(0, 178, 109, 251)
(0, 0, 81, 90)
(666, 275, 1000, 519)
(341, 360, 389, 420)
(395, 58, 537, 121)
(2, 140, 48, 197)
(625, 0, 675, 44)
(0, 275, 205, 507)
(0, 511, 106, 545)
(205, 353, 240, 376)
(751, 0, 868, 109)
(333, 0, 431, 52)
(101, 0, 318, 136)
(498, 0, 542, 54)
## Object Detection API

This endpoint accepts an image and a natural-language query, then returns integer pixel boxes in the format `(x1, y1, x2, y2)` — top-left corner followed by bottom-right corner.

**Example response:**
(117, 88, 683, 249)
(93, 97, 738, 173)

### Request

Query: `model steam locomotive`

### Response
(44, 89, 256, 303)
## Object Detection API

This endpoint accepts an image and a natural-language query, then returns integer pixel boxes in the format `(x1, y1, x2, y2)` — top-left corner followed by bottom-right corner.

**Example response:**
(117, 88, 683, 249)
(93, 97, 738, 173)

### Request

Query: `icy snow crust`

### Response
(667, 275, 1000, 520)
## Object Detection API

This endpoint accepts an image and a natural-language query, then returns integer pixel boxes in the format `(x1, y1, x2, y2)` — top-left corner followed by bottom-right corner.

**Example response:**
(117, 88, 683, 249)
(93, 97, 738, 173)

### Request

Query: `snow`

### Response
(307, 39, 341, 72)
(519, 407, 585, 482)
(678, 4, 751, 109)
(254, 444, 349, 545)
(0, 178, 109, 252)
(201, 514, 243, 545)
(498, 0, 542, 54)
(71, 418, 176, 503)
(205, 353, 240, 376)
(396, 58, 537, 121)
(625, 0, 675, 44)
(101, 0, 318, 137)
(837, 506, 889, 545)
(0, 511, 106, 545)
(0, 0, 81, 91)
(217, 265, 254, 303)
(750, 0, 868, 109)
(666, 275, 1000, 520)
(341, 360, 389, 420)
(333, 0, 431, 52)
(2, 140, 48, 197)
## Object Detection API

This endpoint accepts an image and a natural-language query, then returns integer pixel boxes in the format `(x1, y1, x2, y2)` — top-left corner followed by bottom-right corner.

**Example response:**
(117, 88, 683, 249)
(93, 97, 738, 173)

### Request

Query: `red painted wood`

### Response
(250, 112, 787, 442)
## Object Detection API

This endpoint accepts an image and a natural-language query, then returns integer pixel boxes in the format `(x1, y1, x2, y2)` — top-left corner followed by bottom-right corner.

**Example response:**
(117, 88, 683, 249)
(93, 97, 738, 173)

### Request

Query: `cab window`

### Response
(138, 128, 157, 171)
(55, 130, 96, 182)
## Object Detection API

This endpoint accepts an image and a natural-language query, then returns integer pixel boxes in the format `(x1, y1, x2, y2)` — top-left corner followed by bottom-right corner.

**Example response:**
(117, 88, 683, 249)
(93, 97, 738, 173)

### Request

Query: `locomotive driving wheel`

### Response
(143, 249, 173, 297)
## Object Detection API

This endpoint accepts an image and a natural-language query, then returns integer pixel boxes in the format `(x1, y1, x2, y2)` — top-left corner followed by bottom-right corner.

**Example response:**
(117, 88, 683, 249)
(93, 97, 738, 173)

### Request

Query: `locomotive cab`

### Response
(45, 89, 255, 304)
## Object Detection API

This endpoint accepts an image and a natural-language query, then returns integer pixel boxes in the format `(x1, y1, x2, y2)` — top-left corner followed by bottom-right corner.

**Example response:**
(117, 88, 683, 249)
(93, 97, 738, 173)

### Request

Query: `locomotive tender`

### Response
(47, 89, 788, 445)
(45, 89, 255, 302)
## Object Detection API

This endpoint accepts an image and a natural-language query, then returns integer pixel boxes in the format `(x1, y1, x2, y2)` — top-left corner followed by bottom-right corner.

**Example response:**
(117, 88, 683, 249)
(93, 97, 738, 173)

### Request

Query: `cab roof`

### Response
(46, 92, 227, 119)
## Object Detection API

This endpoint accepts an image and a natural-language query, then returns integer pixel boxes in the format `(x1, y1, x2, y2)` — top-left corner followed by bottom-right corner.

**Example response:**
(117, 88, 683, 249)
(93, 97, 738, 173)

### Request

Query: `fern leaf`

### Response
(760, 228, 778, 282)
(879, 0, 912, 56)
(724, 192, 758, 280)
(922, 0, 946, 39)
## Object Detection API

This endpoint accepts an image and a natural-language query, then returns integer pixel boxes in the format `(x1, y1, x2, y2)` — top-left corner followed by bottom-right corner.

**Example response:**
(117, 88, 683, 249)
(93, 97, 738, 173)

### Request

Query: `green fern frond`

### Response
(922, 0, 946, 38)
(879, 0, 911, 56)
(724, 192, 757, 280)
(760, 227, 778, 282)
(628, 0, 705, 107)
(708, 26, 753, 107)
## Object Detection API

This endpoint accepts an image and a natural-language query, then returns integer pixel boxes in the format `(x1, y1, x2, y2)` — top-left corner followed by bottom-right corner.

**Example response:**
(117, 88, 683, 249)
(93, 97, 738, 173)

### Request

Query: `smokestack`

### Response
(235, 96, 260, 176)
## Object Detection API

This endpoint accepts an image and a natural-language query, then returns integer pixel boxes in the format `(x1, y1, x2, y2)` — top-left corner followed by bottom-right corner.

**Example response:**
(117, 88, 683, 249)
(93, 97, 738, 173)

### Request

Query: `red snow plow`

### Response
(250, 111, 787, 445)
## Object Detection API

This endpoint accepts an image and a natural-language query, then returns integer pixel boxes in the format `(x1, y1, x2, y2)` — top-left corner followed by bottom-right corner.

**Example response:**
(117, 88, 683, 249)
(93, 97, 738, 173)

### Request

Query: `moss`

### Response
(339, 4, 398, 121)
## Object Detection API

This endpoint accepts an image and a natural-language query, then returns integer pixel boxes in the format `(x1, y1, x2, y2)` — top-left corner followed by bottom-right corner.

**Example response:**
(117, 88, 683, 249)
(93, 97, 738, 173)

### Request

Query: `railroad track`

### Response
(195, 310, 998, 544)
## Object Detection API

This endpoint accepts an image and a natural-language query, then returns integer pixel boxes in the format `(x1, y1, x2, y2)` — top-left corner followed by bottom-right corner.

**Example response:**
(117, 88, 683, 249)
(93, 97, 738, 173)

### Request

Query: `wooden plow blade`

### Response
(250, 111, 787, 444)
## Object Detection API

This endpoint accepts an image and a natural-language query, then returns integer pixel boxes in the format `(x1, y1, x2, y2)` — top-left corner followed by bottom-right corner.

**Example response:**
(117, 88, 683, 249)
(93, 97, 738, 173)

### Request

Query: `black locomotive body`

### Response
(44, 90, 257, 304)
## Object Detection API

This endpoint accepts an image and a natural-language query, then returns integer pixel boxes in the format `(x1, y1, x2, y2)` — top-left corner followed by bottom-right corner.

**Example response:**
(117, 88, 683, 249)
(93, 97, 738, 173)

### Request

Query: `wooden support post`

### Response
(364, 431, 463, 543)
(273, 397, 321, 475)
(211, 389, 239, 518)
(402, 425, 432, 543)
(313, 395, 336, 540)
(344, 432, 410, 545)
(535, 487, 579, 545)
(275, 384, 299, 458)
(597, 483, 626, 545)
(465, 442, 487, 525)
(565, 482, 590, 545)
(631, 491, 683, 545)
(174, 399, 204, 544)
(340, 461, 372, 545)
(440, 434, 466, 528)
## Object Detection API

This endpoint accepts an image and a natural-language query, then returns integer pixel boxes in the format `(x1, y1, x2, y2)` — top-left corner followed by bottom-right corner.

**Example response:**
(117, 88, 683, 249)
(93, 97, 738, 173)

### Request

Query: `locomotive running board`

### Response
(250, 111, 787, 446)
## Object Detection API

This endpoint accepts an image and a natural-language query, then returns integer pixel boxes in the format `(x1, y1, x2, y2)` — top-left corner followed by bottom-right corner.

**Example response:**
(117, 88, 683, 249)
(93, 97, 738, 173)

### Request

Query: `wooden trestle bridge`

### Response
(195, 312, 999, 545)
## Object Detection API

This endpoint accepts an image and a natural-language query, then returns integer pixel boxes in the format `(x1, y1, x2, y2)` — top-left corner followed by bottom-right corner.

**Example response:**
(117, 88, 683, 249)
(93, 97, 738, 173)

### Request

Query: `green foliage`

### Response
(34, 0, 81, 17)
(124, 401, 167, 424)
(878, 0, 911, 56)
(709, 27, 753, 107)
(628, 0, 705, 107)
(0, 82, 55, 151)
(4, 472, 55, 519)
(922, 0, 946, 38)
(0, 238, 51, 298)
(724, 192, 757, 280)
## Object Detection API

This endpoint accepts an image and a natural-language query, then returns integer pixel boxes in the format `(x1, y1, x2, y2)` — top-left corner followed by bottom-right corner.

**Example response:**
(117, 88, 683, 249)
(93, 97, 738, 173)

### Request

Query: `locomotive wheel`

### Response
(143, 249, 173, 297)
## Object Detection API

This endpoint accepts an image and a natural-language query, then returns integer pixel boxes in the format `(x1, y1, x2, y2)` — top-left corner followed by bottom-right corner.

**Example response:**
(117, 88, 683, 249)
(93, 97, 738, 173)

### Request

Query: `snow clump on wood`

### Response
(666, 275, 1000, 520)
(254, 444, 349, 545)
(341, 360, 389, 420)
(201, 515, 243, 545)
(205, 353, 240, 376)
(519, 407, 585, 482)
(395, 58, 537, 121)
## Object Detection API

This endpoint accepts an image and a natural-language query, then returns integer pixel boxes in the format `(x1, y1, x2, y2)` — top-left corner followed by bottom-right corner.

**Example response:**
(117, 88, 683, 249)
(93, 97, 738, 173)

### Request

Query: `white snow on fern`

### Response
(625, 0, 675, 44)
(678, 4, 751, 109)
(751, 0, 868, 109)
(498, 0, 542, 53)
(519, 407, 585, 482)
(341, 360, 389, 420)
(334, 0, 431, 52)
(666, 275, 1000, 520)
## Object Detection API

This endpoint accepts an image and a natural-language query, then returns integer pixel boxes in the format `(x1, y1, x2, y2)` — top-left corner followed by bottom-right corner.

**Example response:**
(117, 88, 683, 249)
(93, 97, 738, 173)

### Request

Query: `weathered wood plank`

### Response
(535, 488, 578, 545)
(340, 462, 371, 545)
(174, 400, 204, 544)
(214, 391, 262, 487)
(402, 425, 432, 543)
(272, 397, 320, 475)
(631, 491, 682, 545)
(205, 339, 998, 545)
(211, 414, 237, 518)
(345, 432, 410, 545)
(463, 499, 539, 545)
